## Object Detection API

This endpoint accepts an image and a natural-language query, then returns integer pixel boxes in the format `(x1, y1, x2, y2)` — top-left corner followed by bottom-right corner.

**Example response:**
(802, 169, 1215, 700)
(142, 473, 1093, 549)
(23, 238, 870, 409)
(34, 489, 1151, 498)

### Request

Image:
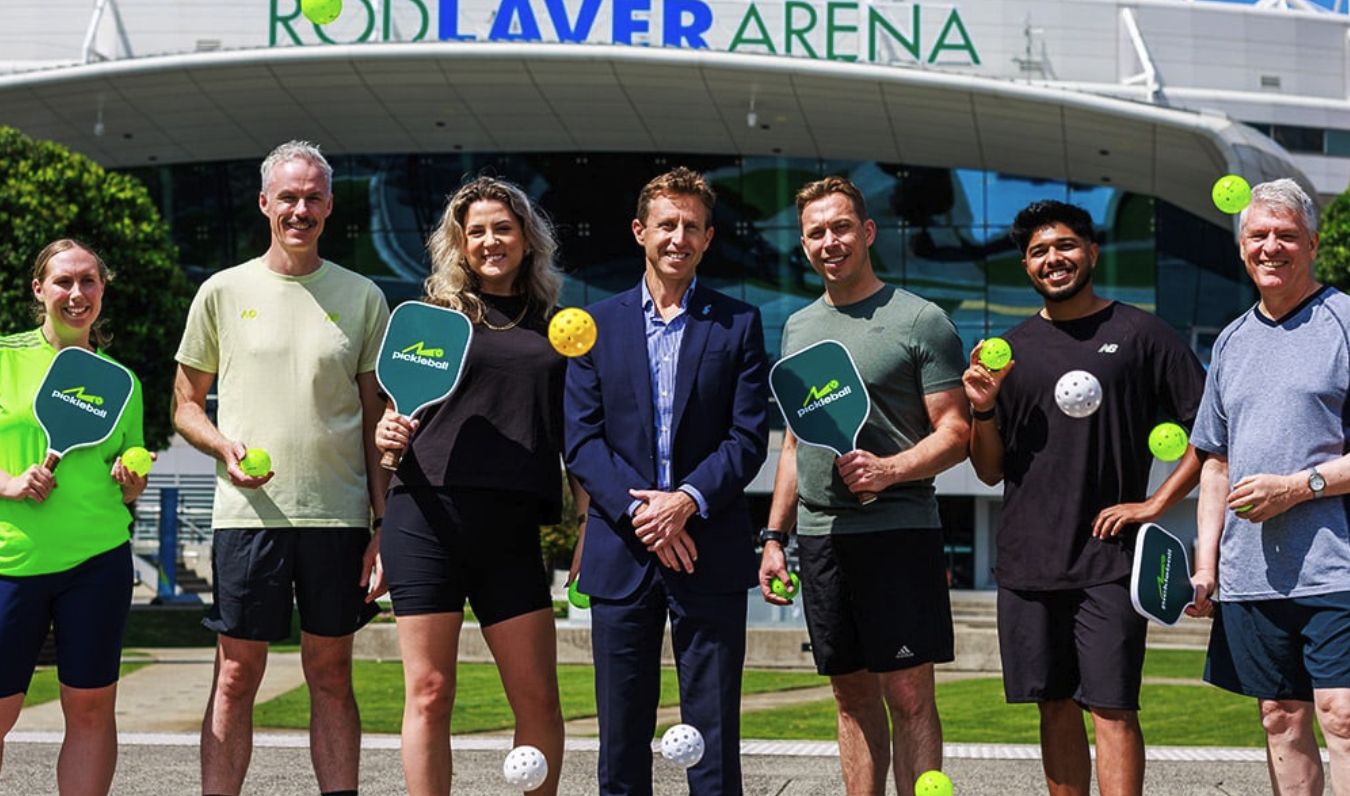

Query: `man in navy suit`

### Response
(565, 166, 770, 796)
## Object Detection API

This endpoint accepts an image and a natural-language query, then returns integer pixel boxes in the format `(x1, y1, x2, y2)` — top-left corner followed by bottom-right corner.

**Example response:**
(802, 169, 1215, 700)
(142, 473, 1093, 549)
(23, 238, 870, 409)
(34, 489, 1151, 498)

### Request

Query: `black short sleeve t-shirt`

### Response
(390, 294, 567, 523)
(993, 302, 1205, 590)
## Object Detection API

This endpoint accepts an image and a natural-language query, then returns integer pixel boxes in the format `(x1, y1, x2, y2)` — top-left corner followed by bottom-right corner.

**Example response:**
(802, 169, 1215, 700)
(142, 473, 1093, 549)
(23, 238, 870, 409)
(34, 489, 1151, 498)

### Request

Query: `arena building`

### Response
(2, 0, 1342, 586)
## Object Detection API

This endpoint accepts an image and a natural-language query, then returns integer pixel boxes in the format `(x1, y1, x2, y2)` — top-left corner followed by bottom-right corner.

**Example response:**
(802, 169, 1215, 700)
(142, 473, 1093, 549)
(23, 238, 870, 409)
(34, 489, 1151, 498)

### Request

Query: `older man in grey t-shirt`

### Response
(1189, 178, 1350, 793)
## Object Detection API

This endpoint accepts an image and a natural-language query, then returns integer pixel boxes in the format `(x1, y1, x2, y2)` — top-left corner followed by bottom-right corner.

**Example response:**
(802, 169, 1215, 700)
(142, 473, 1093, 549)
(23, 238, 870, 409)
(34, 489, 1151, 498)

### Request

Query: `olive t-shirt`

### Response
(782, 285, 965, 536)
(992, 302, 1205, 590)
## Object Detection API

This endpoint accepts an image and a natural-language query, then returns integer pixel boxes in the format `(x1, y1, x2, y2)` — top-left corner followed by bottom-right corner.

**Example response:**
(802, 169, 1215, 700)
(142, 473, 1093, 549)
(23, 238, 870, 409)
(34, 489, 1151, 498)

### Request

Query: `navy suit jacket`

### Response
(564, 280, 770, 600)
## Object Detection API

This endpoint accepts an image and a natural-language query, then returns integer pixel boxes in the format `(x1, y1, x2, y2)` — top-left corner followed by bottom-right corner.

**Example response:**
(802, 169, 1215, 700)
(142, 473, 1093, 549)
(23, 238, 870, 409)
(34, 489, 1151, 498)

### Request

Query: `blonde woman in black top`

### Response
(376, 177, 587, 795)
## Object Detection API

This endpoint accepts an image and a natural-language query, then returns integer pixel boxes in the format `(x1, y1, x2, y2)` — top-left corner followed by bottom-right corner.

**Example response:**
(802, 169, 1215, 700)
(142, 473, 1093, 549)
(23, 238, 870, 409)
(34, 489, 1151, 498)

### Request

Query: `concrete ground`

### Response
(1, 644, 1309, 795)
(0, 733, 1287, 794)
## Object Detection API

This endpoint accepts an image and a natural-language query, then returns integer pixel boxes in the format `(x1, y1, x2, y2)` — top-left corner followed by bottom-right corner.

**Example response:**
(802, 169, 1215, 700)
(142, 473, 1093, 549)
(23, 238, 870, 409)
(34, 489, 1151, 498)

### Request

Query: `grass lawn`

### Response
(255, 663, 824, 735)
(252, 647, 1303, 746)
(23, 662, 149, 708)
(741, 679, 1272, 746)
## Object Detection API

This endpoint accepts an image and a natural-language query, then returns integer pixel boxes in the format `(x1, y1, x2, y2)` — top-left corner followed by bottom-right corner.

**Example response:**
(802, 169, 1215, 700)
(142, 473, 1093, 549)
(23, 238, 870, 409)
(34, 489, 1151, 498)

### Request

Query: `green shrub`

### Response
(0, 126, 192, 449)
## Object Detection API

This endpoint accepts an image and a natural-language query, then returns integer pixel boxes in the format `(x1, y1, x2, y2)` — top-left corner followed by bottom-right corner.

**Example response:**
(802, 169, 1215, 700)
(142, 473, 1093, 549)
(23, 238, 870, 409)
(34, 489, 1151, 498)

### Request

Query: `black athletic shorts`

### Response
(797, 529, 954, 676)
(204, 527, 379, 642)
(381, 486, 551, 626)
(1206, 591, 1350, 701)
(997, 577, 1147, 710)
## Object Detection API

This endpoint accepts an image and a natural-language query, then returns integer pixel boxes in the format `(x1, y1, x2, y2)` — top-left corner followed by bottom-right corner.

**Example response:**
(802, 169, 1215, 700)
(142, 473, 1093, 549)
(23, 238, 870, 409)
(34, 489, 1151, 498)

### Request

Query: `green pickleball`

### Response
(979, 337, 1012, 371)
(302, 0, 343, 25)
(914, 769, 952, 796)
(240, 447, 272, 477)
(568, 579, 591, 609)
(771, 572, 800, 600)
(1212, 174, 1252, 215)
(1148, 422, 1188, 462)
(121, 446, 153, 477)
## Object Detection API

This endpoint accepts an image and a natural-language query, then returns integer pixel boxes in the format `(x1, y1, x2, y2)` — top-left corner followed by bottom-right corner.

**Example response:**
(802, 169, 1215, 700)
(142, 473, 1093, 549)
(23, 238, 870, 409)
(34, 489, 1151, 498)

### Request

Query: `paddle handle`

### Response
(380, 449, 403, 472)
(858, 491, 877, 505)
(42, 452, 60, 471)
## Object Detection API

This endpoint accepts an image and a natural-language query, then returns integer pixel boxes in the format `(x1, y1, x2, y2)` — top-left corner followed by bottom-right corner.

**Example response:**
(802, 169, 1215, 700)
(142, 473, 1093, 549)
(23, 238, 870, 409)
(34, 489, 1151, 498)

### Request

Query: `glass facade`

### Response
(123, 152, 1254, 588)
(126, 151, 1252, 366)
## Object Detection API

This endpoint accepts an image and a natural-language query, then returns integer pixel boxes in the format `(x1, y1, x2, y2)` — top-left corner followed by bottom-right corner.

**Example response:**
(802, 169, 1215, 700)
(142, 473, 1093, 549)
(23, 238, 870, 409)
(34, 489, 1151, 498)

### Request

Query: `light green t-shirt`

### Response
(176, 259, 389, 528)
(0, 329, 144, 576)
(781, 285, 964, 536)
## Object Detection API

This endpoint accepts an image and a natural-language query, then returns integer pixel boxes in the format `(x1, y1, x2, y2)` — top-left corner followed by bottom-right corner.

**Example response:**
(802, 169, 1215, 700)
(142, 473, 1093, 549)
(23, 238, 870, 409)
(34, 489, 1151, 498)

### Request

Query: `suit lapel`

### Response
(619, 286, 655, 467)
(671, 285, 712, 436)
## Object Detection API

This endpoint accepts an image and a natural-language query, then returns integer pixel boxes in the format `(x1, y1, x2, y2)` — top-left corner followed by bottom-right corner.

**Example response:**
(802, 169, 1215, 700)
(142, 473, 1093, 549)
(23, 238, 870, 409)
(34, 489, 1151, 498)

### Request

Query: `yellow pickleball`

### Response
(979, 337, 1012, 371)
(1148, 422, 1188, 462)
(121, 446, 153, 477)
(1212, 174, 1252, 215)
(549, 307, 597, 358)
(301, 0, 343, 25)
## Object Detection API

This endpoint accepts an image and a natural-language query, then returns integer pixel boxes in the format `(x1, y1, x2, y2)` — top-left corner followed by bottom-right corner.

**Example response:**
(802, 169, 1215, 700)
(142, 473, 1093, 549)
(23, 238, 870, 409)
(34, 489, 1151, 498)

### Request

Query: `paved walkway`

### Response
(3, 647, 1313, 793)
(14, 648, 305, 734)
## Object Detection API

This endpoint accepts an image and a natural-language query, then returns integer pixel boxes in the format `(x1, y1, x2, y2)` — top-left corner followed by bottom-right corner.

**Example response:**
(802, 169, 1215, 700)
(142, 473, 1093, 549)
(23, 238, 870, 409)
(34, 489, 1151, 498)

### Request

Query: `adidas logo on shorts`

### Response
(895, 645, 915, 660)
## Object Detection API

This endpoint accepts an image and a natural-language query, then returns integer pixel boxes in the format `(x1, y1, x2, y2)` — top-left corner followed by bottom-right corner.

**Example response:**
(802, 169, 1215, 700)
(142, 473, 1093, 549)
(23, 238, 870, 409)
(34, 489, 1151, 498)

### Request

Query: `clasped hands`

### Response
(629, 488, 698, 574)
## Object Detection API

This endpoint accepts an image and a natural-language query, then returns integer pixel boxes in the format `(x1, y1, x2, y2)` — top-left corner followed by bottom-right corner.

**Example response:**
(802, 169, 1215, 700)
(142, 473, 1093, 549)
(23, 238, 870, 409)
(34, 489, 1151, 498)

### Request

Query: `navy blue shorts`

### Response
(0, 542, 132, 697)
(380, 487, 551, 626)
(997, 578, 1148, 710)
(205, 527, 379, 642)
(1206, 591, 1350, 701)
(797, 529, 954, 676)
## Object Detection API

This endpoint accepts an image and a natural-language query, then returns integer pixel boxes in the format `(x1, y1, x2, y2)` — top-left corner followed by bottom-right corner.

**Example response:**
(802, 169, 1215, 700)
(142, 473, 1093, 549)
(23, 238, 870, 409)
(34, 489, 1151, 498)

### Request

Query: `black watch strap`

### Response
(758, 528, 790, 547)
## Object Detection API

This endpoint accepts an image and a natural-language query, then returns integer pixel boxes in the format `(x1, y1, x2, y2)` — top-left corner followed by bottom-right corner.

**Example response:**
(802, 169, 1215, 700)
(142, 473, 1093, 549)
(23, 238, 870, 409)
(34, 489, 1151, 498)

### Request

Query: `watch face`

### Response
(1311, 471, 1327, 491)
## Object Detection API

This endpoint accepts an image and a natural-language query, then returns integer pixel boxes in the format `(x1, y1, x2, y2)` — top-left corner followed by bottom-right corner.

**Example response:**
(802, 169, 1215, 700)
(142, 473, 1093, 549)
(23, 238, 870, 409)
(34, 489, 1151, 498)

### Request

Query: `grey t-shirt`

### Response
(781, 284, 965, 536)
(1191, 286, 1350, 601)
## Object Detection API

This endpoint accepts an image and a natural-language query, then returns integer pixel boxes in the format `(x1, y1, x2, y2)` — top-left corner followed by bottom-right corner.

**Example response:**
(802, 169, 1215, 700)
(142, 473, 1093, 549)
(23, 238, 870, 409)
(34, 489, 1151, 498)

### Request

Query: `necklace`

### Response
(481, 299, 529, 331)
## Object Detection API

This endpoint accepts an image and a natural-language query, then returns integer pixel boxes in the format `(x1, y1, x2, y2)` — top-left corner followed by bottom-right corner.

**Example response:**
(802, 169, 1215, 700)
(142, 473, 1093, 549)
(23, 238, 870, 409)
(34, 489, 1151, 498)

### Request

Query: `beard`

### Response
(1033, 269, 1092, 303)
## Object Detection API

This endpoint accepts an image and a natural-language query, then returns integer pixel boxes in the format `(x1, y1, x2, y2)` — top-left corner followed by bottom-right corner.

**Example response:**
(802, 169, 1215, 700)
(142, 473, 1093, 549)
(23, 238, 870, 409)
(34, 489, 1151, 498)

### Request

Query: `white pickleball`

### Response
(660, 723, 705, 768)
(1054, 369, 1103, 419)
(502, 744, 548, 790)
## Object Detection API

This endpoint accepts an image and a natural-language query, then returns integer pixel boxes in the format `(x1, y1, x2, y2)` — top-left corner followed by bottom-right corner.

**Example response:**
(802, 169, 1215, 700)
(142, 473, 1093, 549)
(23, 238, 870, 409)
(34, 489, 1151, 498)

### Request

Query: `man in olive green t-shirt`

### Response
(173, 141, 389, 796)
(758, 177, 969, 796)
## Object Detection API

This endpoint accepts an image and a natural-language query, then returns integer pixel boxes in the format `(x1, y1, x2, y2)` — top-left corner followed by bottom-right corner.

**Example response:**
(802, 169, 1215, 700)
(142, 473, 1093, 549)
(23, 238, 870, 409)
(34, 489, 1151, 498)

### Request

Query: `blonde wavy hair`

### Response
(424, 177, 562, 322)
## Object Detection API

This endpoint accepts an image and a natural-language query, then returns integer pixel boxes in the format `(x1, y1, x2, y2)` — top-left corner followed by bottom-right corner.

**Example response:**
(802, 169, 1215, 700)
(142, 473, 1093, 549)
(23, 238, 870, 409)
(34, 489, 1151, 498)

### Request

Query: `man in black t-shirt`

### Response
(963, 201, 1205, 796)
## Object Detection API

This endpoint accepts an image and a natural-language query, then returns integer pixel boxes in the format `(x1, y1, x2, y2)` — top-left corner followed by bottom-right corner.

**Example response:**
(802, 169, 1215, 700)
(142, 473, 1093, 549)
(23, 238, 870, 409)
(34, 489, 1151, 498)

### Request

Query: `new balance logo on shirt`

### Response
(1098, 343, 1119, 354)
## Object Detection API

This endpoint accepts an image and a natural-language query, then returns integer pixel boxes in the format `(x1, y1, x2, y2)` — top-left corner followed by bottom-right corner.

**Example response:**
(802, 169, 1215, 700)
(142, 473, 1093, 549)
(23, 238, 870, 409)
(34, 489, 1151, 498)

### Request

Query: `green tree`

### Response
(1317, 188, 1350, 291)
(0, 126, 192, 450)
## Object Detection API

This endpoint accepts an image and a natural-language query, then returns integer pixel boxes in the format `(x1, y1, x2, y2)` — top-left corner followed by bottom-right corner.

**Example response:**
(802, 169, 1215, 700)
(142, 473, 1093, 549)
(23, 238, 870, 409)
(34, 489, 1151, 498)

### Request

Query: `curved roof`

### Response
(0, 42, 1312, 224)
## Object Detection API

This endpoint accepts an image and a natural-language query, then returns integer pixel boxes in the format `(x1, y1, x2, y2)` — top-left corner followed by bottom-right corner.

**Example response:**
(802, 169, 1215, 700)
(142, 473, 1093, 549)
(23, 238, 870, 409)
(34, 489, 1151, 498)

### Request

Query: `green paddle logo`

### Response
(798, 377, 853, 418)
(55, 385, 108, 416)
(393, 341, 450, 370)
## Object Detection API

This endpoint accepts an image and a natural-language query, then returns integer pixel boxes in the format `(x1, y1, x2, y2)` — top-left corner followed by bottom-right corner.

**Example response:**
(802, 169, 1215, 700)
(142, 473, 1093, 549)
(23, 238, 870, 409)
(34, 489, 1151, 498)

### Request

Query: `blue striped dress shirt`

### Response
(627, 277, 708, 518)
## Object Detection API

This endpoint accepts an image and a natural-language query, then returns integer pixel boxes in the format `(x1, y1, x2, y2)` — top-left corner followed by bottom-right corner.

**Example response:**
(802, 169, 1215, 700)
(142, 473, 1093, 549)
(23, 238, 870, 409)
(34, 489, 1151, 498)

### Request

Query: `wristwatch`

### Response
(1308, 467, 1327, 498)
(758, 528, 790, 547)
